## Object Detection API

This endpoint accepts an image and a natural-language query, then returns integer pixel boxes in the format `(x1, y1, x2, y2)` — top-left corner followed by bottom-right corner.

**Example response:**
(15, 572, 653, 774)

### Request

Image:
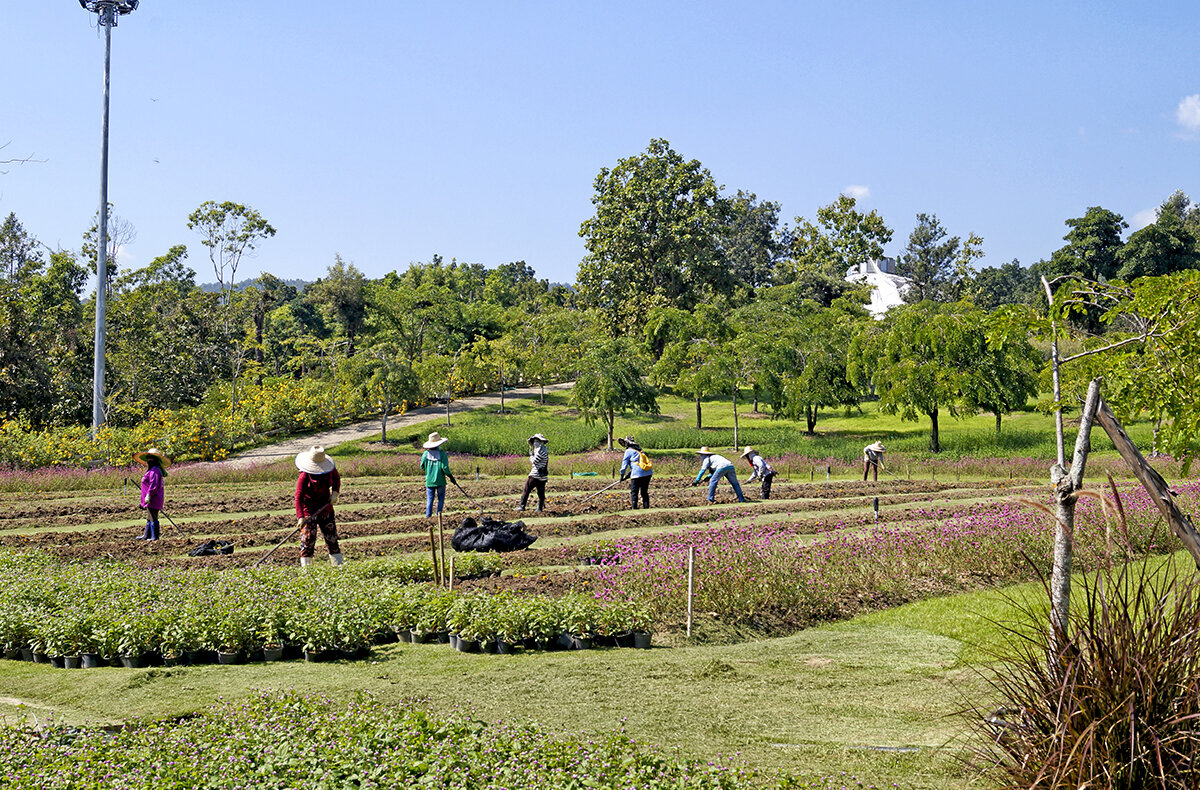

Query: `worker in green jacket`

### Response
(420, 432, 458, 517)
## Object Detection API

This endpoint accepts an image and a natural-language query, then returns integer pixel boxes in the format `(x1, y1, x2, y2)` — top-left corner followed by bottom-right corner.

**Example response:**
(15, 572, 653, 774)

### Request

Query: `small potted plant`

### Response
(631, 604, 653, 649)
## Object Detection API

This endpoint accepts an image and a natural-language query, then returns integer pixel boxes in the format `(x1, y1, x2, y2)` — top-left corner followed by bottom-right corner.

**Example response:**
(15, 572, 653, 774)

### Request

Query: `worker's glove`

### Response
(690, 481, 699, 487)
(329, 490, 339, 505)
(620, 472, 630, 482)
(296, 517, 306, 529)
(448, 473, 458, 486)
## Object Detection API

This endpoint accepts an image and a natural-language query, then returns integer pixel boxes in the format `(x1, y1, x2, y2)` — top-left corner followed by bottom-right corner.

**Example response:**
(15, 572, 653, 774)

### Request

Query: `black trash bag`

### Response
(188, 540, 234, 557)
(451, 516, 537, 553)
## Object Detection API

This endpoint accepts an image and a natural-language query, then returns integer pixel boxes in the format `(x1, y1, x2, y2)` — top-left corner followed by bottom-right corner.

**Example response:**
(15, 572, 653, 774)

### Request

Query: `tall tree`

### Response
(570, 335, 659, 449)
(778, 194, 890, 307)
(1044, 207, 1127, 282)
(897, 214, 982, 303)
(849, 301, 974, 452)
(186, 201, 276, 413)
(972, 259, 1037, 309)
(1116, 192, 1200, 280)
(577, 139, 731, 333)
(306, 256, 368, 357)
(721, 190, 787, 293)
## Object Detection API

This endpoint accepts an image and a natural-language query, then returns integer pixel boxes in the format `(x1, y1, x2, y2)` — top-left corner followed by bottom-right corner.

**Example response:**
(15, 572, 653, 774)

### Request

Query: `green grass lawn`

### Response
(341, 388, 1155, 467)
(0, 568, 1092, 789)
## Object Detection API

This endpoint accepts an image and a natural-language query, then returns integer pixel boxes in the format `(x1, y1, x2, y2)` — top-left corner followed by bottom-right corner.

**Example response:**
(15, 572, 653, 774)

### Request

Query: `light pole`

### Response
(80, 0, 138, 435)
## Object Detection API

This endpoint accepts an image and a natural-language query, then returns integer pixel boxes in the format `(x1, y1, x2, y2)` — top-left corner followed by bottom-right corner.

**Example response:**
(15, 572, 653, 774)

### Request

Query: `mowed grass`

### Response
(344, 388, 1156, 469)
(0, 572, 1049, 789)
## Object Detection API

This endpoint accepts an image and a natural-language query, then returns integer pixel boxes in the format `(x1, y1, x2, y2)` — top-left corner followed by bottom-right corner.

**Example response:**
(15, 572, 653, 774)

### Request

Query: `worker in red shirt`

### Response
(294, 445, 343, 566)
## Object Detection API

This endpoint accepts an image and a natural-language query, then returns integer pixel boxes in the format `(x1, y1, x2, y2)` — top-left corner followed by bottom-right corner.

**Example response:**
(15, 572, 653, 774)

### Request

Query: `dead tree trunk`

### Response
(1049, 378, 1102, 638)
(1096, 398, 1200, 569)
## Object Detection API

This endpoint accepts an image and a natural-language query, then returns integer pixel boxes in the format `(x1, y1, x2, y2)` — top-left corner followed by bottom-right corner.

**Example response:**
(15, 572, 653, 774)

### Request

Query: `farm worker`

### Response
(134, 448, 170, 541)
(862, 441, 885, 482)
(421, 432, 457, 518)
(618, 435, 653, 509)
(516, 433, 549, 512)
(741, 446, 776, 500)
(691, 447, 746, 504)
(295, 445, 343, 567)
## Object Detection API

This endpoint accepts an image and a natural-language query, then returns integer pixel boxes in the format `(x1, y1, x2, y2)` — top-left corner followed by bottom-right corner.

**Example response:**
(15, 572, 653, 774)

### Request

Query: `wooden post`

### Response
(810, 467, 814, 482)
(449, 555, 455, 591)
(1096, 398, 1200, 568)
(873, 497, 879, 522)
(686, 546, 696, 638)
(428, 520, 441, 586)
(475, 465, 480, 482)
(437, 512, 447, 586)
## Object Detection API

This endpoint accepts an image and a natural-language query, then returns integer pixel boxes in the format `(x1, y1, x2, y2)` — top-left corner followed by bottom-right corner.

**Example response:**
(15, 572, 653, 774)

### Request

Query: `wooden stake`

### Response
(428, 520, 441, 586)
(448, 555, 455, 591)
(686, 546, 695, 638)
(437, 511, 447, 586)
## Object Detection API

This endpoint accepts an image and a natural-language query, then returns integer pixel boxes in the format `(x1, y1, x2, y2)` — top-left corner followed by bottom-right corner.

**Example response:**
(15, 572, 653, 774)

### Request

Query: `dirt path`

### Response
(222, 381, 575, 469)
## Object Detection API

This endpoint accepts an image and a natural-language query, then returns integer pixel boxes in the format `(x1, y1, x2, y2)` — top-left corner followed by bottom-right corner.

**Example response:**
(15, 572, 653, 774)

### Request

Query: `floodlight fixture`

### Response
(79, 1, 139, 27)
(80, 0, 138, 434)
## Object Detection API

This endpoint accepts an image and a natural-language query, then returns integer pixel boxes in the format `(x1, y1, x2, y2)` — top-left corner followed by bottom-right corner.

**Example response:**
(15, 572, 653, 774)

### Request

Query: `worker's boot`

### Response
(300, 556, 313, 567)
(136, 521, 152, 540)
(330, 553, 344, 567)
(148, 521, 161, 541)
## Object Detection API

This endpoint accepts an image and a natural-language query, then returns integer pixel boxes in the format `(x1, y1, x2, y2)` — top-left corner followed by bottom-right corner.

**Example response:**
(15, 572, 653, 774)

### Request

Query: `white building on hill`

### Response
(846, 257, 910, 317)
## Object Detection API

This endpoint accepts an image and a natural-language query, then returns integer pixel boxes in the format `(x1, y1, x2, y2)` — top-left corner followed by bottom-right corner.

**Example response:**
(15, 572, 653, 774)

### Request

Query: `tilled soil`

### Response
(2, 478, 1038, 566)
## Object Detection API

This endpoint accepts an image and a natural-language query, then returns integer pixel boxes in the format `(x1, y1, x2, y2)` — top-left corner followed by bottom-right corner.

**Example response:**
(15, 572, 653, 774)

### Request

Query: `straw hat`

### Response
(133, 448, 171, 468)
(617, 435, 639, 449)
(422, 431, 449, 449)
(696, 447, 714, 455)
(295, 446, 336, 474)
(867, 441, 885, 453)
(740, 446, 756, 458)
(528, 433, 548, 444)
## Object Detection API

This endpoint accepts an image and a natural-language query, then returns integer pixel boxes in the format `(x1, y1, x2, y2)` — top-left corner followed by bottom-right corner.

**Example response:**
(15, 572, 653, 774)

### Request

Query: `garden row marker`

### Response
(448, 555, 455, 591)
(826, 466, 830, 482)
(686, 546, 695, 638)
(873, 497, 879, 521)
(475, 466, 480, 481)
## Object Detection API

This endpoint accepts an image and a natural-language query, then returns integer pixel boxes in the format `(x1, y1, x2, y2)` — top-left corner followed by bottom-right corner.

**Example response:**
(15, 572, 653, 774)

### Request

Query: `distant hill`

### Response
(199, 277, 311, 294)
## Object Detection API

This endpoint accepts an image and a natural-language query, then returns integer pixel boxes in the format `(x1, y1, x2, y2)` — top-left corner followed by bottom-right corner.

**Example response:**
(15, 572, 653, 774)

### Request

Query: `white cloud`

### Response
(1177, 94, 1200, 135)
(843, 185, 871, 200)
(1131, 207, 1158, 231)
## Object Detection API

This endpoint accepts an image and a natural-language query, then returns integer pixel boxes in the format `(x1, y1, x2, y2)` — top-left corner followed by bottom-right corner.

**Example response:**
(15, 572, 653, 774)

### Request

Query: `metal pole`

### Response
(91, 14, 113, 435)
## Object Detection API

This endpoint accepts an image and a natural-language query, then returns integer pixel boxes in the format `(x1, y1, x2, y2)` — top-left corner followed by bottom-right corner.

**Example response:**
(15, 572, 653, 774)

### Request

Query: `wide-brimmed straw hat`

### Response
(740, 446, 756, 458)
(134, 448, 171, 468)
(867, 441, 885, 452)
(295, 445, 336, 474)
(696, 447, 714, 456)
(422, 432, 449, 449)
(617, 436, 639, 449)
(528, 433, 548, 444)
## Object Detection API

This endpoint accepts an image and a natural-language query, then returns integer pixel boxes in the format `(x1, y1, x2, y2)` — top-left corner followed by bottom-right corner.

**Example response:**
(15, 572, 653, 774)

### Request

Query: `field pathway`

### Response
(222, 381, 575, 469)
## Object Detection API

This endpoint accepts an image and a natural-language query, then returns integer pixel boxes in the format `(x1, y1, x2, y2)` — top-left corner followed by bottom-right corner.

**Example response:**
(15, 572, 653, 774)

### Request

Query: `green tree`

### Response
(721, 190, 787, 293)
(778, 194, 891, 307)
(577, 139, 731, 333)
(751, 294, 862, 434)
(972, 259, 1037, 309)
(306, 256, 368, 357)
(186, 201, 276, 413)
(849, 301, 974, 452)
(1044, 207, 1127, 282)
(646, 305, 732, 429)
(1116, 192, 1200, 281)
(897, 214, 982, 303)
(570, 335, 659, 449)
(958, 306, 1040, 434)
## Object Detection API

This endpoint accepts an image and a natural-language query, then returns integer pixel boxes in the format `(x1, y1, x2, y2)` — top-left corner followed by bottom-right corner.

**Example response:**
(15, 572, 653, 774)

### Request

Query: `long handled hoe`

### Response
(254, 502, 331, 568)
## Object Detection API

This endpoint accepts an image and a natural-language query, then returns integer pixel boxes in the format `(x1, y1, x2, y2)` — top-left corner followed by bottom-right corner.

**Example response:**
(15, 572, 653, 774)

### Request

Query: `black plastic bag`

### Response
(451, 516, 537, 553)
(188, 540, 234, 557)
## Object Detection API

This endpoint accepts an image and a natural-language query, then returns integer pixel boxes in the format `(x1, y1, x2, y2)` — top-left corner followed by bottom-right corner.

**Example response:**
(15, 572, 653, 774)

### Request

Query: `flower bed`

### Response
(0, 552, 651, 667)
(0, 689, 830, 790)
(592, 480, 1190, 630)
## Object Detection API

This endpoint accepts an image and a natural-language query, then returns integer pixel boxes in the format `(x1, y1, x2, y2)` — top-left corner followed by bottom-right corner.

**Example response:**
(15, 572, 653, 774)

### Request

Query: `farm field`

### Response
(0, 390, 1193, 789)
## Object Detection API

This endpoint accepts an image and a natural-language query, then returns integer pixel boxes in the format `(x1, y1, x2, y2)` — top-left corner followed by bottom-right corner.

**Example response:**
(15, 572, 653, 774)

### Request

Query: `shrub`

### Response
(969, 555, 1200, 789)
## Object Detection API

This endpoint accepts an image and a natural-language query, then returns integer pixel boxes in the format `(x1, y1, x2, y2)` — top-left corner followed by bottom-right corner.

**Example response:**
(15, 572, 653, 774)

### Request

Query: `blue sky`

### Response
(3, 2, 1198, 287)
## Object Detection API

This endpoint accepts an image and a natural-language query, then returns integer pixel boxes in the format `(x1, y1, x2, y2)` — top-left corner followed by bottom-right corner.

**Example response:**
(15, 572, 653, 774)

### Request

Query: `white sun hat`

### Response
(295, 445, 336, 474)
(423, 432, 449, 449)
